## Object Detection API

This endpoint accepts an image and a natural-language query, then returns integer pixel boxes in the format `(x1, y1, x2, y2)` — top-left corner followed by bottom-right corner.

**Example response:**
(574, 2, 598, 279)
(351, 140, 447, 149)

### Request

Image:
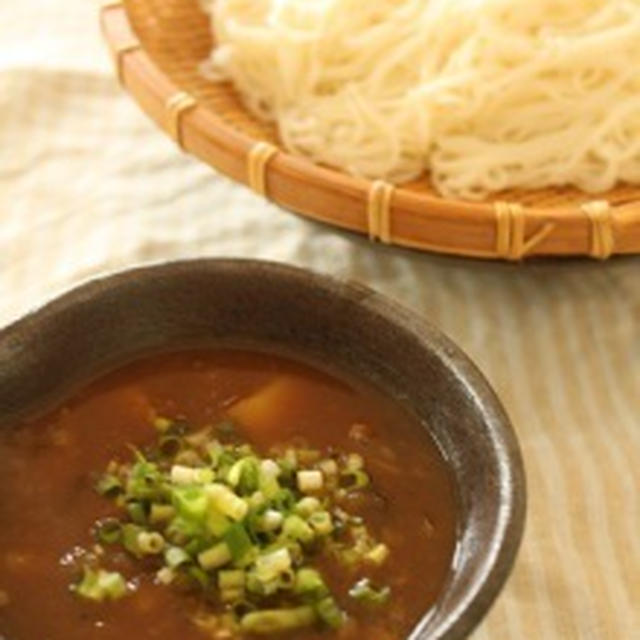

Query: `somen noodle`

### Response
(200, 0, 640, 200)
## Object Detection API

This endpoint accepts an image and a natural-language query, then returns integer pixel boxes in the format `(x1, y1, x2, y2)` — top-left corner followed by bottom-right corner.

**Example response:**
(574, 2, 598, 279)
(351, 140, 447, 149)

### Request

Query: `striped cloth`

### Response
(1, 2, 639, 638)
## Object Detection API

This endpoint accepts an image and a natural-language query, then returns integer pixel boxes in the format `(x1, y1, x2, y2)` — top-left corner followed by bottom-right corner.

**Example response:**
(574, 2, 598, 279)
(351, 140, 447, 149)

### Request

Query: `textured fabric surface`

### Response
(1, 2, 639, 638)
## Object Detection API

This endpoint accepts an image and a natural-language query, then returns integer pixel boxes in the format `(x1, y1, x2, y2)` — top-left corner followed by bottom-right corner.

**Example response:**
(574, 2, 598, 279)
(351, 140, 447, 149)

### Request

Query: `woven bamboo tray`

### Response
(100, 0, 640, 260)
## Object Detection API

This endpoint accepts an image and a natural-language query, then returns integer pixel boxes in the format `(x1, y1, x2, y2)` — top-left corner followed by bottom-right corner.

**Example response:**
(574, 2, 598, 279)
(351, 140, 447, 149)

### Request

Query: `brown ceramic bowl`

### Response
(0, 259, 525, 639)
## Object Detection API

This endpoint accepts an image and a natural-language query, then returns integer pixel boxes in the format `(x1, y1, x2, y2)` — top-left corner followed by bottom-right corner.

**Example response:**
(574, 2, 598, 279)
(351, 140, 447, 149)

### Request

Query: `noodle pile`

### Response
(200, 0, 640, 200)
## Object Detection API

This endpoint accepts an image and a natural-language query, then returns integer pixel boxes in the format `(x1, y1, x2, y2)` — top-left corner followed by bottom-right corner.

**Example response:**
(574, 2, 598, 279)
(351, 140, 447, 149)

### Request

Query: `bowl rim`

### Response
(0, 258, 526, 639)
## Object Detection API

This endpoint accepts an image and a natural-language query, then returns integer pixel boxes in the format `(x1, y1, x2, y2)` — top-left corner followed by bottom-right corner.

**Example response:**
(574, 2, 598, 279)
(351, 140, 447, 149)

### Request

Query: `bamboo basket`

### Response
(100, 0, 640, 260)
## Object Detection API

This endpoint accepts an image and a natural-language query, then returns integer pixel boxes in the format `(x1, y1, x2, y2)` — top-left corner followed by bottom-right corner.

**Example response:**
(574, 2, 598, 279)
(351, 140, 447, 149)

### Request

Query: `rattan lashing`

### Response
(100, 0, 640, 260)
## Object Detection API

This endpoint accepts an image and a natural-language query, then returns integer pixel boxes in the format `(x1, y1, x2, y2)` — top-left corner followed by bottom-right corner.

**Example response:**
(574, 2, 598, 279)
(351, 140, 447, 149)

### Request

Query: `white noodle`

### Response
(200, 0, 640, 200)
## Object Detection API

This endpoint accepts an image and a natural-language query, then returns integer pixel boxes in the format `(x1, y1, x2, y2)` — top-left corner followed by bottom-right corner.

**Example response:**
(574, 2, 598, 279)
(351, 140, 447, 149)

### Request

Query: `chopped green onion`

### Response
(165, 515, 203, 543)
(349, 578, 391, 605)
(184, 537, 209, 557)
(257, 509, 283, 533)
(207, 440, 223, 467)
(315, 596, 345, 629)
(121, 523, 144, 557)
(278, 568, 296, 590)
(198, 542, 231, 571)
(164, 545, 191, 569)
(283, 448, 297, 469)
(308, 511, 333, 536)
(73, 567, 128, 602)
(270, 488, 295, 512)
(95, 518, 121, 545)
(205, 483, 248, 522)
(126, 460, 161, 500)
(295, 496, 321, 518)
(318, 459, 338, 476)
(188, 565, 210, 589)
(294, 567, 329, 601)
(240, 606, 317, 634)
(219, 569, 245, 603)
(153, 416, 172, 432)
(137, 531, 165, 555)
(156, 566, 175, 585)
(246, 571, 279, 597)
(219, 569, 245, 590)
(172, 486, 209, 522)
(254, 548, 291, 583)
(282, 515, 315, 544)
(276, 459, 295, 484)
(296, 470, 323, 493)
(95, 473, 123, 497)
(248, 490, 266, 510)
(171, 465, 213, 486)
(345, 453, 364, 471)
(149, 503, 175, 524)
(126, 500, 147, 525)
(284, 541, 304, 566)
(228, 457, 260, 495)
(206, 509, 231, 537)
(223, 523, 253, 563)
(340, 469, 370, 490)
(365, 543, 390, 565)
(258, 460, 281, 499)
(158, 434, 183, 457)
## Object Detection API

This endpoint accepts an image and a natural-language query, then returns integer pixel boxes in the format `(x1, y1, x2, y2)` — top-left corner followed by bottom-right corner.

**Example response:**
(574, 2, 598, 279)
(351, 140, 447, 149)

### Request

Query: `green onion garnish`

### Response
(95, 473, 122, 497)
(95, 518, 122, 545)
(348, 577, 391, 605)
(72, 567, 127, 602)
(77, 412, 393, 635)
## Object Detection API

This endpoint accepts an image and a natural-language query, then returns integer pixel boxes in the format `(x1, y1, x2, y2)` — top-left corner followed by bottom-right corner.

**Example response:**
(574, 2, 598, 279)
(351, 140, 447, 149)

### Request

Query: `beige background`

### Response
(1, 2, 639, 638)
